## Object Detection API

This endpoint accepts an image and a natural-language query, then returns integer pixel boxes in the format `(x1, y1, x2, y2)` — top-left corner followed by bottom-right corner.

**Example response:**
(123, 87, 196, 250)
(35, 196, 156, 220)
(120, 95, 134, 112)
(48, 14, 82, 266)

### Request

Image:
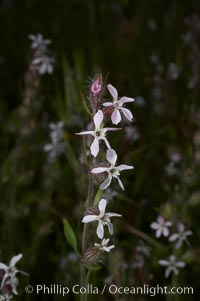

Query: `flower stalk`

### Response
(76, 75, 134, 301)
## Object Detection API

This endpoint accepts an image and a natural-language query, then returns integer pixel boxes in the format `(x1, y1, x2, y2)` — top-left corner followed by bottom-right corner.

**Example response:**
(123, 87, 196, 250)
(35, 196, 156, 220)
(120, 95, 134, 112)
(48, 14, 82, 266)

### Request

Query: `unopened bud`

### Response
(90, 75, 101, 97)
(82, 247, 100, 264)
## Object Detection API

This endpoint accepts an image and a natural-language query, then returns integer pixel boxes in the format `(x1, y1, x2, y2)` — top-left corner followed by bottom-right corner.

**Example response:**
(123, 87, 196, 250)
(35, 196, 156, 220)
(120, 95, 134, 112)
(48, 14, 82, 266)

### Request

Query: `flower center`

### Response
(109, 167, 119, 176)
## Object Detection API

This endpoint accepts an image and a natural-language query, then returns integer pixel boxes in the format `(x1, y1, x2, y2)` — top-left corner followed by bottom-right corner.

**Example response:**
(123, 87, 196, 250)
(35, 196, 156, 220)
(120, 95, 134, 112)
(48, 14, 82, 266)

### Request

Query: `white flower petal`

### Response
(178, 223, 185, 232)
(82, 215, 99, 223)
(175, 261, 185, 268)
(165, 267, 172, 278)
(165, 221, 172, 227)
(121, 107, 133, 122)
(93, 110, 103, 128)
(156, 228, 162, 238)
(111, 109, 121, 124)
(39, 63, 47, 74)
(102, 102, 114, 107)
(97, 222, 104, 239)
(90, 138, 99, 157)
(91, 167, 109, 174)
(169, 234, 179, 241)
(44, 144, 53, 152)
(175, 240, 182, 249)
(10, 254, 23, 267)
(32, 57, 42, 64)
(185, 230, 192, 236)
(150, 222, 159, 230)
(158, 260, 169, 266)
(104, 138, 111, 149)
(116, 176, 124, 190)
(76, 131, 93, 135)
(100, 176, 112, 190)
(104, 127, 121, 132)
(107, 221, 114, 235)
(107, 84, 118, 100)
(106, 213, 122, 218)
(98, 199, 107, 215)
(120, 96, 134, 104)
(163, 227, 169, 237)
(0, 263, 7, 270)
(117, 164, 134, 171)
(106, 149, 117, 165)
(157, 216, 164, 224)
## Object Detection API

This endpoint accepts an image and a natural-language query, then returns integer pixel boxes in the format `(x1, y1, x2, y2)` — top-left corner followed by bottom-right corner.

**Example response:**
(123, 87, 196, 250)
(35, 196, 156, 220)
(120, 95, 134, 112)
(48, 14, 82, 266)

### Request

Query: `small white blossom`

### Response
(94, 238, 115, 252)
(82, 198, 121, 239)
(103, 84, 134, 125)
(158, 255, 185, 278)
(76, 110, 120, 157)
(167, 63, 180, 80)
(165, 161, 178, 176)
(150, 216, 172, 238)
(169, 223, 192, 249)
(44, 122, 65, 162)
(125, 125, 140, 142)
(28, 33, 51, 52)
(91, 149, 134, 190)
(32, 55, 54, 74)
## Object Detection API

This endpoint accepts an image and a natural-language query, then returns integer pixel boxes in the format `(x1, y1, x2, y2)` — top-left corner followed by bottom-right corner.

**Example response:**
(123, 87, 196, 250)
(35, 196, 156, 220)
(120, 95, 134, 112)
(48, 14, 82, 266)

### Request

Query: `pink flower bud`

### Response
(90, 76, 101, 97)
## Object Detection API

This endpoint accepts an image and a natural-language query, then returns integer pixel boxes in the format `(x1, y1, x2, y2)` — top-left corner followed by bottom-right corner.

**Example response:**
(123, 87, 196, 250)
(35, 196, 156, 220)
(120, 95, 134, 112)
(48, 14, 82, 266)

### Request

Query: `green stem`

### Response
(80, 171, 94, 301)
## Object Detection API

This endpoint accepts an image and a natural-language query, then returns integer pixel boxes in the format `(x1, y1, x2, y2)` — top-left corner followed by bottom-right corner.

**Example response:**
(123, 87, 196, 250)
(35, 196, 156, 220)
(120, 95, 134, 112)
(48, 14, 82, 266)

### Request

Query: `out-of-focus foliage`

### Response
(0, 0, 200, 300)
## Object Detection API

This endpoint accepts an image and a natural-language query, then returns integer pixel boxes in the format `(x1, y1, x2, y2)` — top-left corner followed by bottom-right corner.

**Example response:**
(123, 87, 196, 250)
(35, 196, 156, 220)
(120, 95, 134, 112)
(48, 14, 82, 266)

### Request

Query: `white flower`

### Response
(158, 255, 185, 278)
(167, 63, 180, 80)
(0, 254, 27, 295)
(32, 55, 54, 74)
(103, 84, 134, 124)
(76, 110, 120, 157)
(28, 33, 51, 52)
(91, 149, 134, 190)
(82, 198, 121, 239)
(150, 216, 172, 238)
(44, 122, 65, 162)
(49, 122, 64, 144)
(94, 238, 115, 252)
(169, 223, 192, 249)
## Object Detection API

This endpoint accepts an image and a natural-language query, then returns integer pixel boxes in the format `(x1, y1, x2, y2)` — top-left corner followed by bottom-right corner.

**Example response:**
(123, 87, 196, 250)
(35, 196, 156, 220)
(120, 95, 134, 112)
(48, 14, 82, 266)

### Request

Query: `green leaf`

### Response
(93, 188, 103, 206)
(63, 218, 78, 254)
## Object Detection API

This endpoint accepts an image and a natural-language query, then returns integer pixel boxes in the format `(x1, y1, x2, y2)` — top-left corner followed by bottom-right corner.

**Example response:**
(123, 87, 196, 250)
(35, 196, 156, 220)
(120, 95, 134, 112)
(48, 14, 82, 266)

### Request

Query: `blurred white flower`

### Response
(49, 122, 65, 144)
(165, 161, 178, 176)
(151, 216, 172, 238)
(44, 121, 65, 162)
(95, 238, 115, 252)
(167, 63, 180, 80)
(91, 149, 134, 190)
(159, 255, 185, 278)
(32, 55, 54, 74)
(169, 223, 192, 249)
(125, 125, 140, 142)
(82, 198, 121, 239)
(147, 19, 157, 31)
(170, 151, 182, 163)
(76, 110, 120, 157)
(103, 84, 134, 124)
(28, 33, 51, 52)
